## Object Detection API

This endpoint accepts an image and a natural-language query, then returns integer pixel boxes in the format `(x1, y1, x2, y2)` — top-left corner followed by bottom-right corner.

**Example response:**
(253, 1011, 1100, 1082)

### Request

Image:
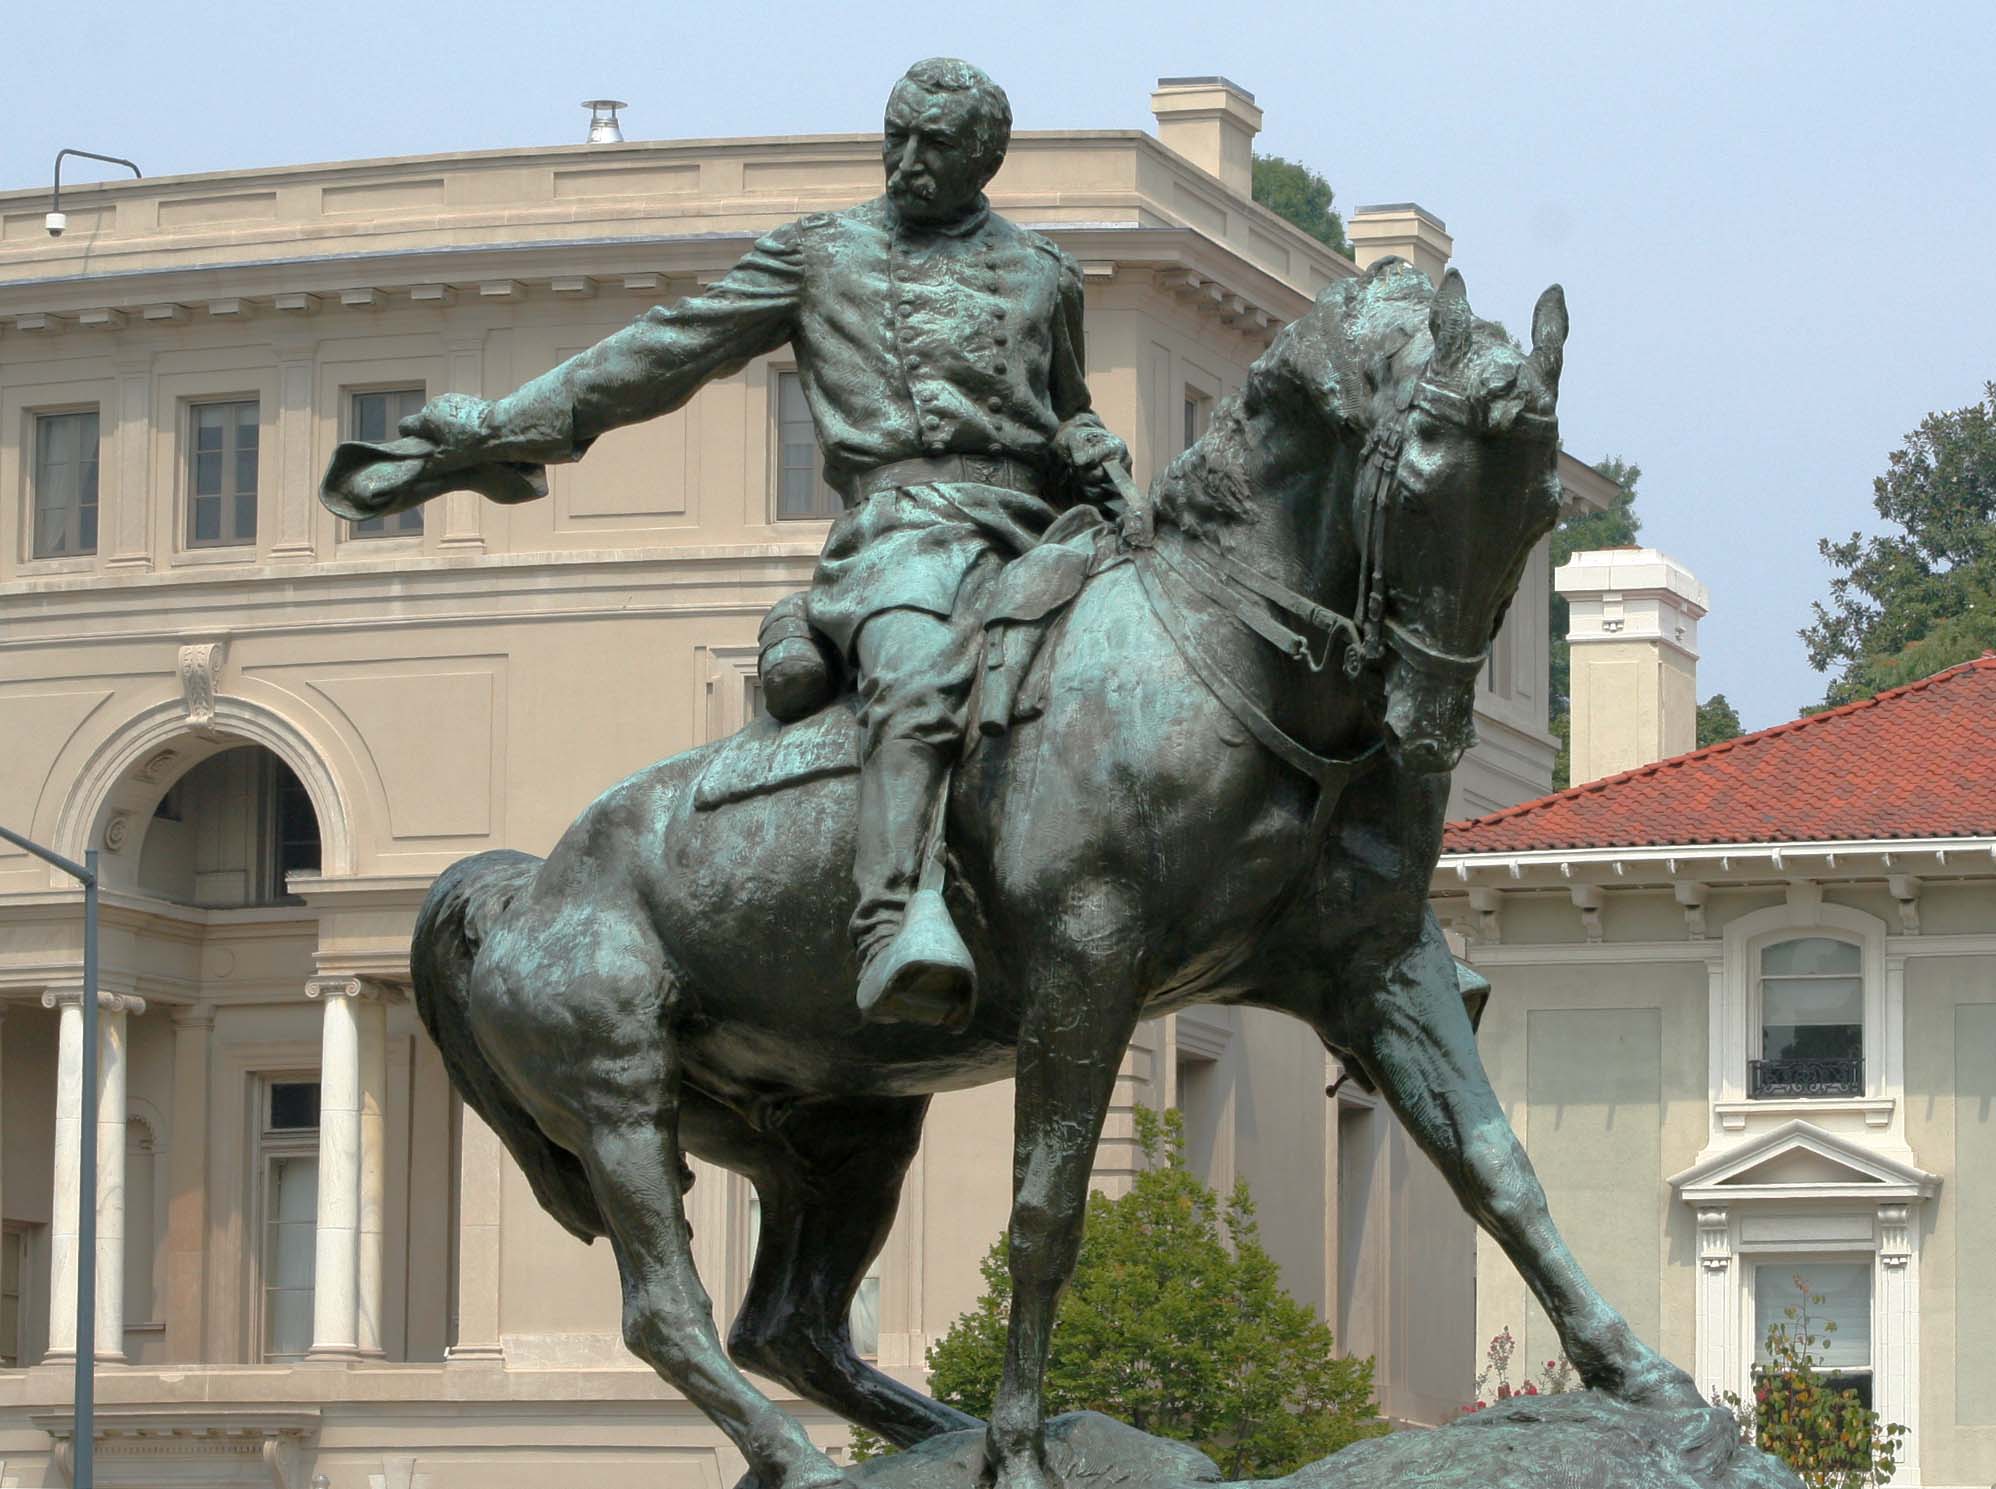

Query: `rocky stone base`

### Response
(850, 1396, 1803, 1489)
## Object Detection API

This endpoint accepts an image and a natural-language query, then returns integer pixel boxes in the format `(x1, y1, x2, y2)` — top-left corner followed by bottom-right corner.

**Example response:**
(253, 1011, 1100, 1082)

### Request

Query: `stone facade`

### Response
(0, 83, 1598, 1487)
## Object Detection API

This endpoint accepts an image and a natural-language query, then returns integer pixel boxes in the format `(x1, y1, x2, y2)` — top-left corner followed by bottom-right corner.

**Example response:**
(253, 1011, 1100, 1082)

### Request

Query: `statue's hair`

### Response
(896, 58, 1013, 176)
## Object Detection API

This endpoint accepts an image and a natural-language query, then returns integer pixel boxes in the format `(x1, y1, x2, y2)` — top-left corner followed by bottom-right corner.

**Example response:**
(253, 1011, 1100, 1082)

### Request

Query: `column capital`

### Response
(305, 975, 402, 1003)
(172, 1000, 218, 1030)
(40, 986, 148, 1015)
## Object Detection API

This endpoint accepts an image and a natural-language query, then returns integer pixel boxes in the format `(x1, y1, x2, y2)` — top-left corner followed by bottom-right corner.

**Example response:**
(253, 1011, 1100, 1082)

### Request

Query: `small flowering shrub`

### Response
(1461, 1326, 1577, 1413)
(1715, 1275, 1905, 1489)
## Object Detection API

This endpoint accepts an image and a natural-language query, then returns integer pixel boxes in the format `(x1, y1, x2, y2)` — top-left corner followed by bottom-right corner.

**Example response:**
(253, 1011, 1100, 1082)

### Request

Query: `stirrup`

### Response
(856, 889, 978, 1030)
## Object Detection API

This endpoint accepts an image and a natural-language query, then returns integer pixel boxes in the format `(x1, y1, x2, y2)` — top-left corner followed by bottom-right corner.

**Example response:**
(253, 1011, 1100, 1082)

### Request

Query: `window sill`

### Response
(1716, 1096, 1894, 1132)
(172, 544, 259, 568)
(16, 554, 99, 576)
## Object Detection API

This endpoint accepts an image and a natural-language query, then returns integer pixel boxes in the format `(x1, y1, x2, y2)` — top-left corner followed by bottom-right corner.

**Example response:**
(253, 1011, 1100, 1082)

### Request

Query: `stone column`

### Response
(163, 1004, 215, 1362)
(1693, 1206, 1734, 1401)
(41, 986, 144, 1362)
(445, 1104, 505, 1363)
(306, 976, 364, 1359)
(43, 988, 84, 1360)
(94, 996, 142, 1362)
(355, 994, 388, 1357)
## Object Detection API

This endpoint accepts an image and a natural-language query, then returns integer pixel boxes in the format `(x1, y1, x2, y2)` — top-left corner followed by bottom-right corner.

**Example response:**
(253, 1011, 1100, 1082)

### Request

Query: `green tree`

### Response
(1546, 457, 1642, 788)
(919, 1108, 1384, 1477)
(1251, 155, 1352, 258)
(1696, 693, 1744, 748)
(1803, 384, 1996, 706)
(1717, 1274, 1905, 1489)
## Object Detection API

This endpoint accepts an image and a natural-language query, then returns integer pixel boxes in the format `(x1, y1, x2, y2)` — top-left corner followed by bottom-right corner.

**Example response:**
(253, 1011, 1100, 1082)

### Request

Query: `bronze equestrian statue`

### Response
(323, 57, 1724, 1489)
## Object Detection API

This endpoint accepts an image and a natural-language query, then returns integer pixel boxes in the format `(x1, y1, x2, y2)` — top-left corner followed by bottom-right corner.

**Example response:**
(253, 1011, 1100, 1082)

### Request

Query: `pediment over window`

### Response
(1669, 1119, 1939, 1205)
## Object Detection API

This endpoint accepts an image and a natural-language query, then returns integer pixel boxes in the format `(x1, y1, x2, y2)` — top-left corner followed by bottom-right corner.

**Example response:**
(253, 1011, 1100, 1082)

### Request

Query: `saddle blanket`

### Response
(693, 699, 862, 811)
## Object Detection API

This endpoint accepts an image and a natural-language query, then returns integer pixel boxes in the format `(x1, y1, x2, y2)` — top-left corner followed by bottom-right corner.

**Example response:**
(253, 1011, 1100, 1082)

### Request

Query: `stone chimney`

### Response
(1347, 203, 1454, 286)
(1555, 548, 1711, 785)
(1150, 76, 1262, 197)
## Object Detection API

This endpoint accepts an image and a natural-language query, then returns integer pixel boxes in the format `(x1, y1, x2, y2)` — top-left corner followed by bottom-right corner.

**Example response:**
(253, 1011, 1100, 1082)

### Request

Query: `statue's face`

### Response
(883, 82, 992, 224)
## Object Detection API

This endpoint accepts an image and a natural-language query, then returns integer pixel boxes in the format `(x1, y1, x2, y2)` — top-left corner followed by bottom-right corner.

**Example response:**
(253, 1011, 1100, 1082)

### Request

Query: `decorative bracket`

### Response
(1696, 1206, 1731, 1272)
(1467, 886, 1503, 944)
(1879, 1203, 1912, 1268)
(1674, 880, 1708, 941)
(1570, 883, 1604, 943)
(1886, 874, 1922, 935)
(177, 640, 229, 729)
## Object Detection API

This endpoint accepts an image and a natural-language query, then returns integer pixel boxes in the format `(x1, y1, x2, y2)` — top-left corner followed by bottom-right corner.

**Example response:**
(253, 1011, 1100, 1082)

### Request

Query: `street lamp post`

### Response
(0, 823, 99, 1489)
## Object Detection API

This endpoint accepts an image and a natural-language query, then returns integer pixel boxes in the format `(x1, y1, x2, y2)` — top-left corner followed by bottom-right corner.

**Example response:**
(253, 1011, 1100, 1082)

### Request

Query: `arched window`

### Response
(1753, 936, 1864, 1099)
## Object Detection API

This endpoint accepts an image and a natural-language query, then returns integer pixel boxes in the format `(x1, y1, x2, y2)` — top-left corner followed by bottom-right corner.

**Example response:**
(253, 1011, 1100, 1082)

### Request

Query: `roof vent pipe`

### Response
(582, 100, 628, 144)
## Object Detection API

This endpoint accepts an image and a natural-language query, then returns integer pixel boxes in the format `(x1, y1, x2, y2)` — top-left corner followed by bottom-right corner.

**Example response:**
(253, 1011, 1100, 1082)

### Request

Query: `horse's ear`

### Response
(1531, 283, 1568, 395)
(1428, 268, 1473, 373)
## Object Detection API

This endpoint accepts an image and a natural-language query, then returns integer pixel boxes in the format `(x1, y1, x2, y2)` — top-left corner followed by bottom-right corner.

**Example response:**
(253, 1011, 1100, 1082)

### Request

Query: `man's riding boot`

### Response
(853, 737, 977, 1029)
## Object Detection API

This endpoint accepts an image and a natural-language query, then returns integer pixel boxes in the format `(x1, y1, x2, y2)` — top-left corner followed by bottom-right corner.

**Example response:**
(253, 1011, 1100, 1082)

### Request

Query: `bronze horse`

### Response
(409, 261, 1698, 1489)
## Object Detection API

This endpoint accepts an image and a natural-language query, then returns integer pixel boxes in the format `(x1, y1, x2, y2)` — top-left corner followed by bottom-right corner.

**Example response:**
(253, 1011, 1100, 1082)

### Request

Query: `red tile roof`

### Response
(1443, 656, 1996, 854)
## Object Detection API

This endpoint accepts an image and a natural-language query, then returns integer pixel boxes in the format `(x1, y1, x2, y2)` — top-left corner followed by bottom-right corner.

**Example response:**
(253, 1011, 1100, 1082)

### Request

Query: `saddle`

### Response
(694, 507, 1116, 811)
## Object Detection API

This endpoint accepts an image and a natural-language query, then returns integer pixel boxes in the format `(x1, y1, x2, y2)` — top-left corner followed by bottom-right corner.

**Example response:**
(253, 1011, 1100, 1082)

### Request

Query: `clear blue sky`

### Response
(8, 0, 1992, 727)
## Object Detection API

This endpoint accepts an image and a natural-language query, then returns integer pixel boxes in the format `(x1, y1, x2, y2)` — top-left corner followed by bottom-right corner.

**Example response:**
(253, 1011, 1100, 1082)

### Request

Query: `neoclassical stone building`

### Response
(1434, 645, 1996, 1489)
(0, 77, 1606, 1487)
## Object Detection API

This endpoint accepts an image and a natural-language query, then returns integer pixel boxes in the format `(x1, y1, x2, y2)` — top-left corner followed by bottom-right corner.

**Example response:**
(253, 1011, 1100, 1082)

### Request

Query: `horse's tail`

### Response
(412, 850, 606, 1243)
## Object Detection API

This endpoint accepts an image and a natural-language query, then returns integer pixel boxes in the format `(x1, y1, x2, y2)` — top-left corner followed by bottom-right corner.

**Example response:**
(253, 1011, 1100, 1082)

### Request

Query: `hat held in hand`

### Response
(321, 436, 548, 522)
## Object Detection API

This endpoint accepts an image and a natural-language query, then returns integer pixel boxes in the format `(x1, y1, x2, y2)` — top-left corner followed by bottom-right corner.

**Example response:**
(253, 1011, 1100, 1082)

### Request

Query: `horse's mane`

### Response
(1155, 258, 1549, 539)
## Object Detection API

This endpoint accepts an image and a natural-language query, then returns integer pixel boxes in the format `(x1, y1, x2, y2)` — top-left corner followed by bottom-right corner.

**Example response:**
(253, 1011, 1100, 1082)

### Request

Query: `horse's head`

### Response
(1354, 266, 1568, 773)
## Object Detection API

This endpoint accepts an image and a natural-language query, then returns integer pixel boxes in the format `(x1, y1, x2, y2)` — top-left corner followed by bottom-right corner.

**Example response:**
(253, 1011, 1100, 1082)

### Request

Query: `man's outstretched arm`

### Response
(405, 224, 806, 469)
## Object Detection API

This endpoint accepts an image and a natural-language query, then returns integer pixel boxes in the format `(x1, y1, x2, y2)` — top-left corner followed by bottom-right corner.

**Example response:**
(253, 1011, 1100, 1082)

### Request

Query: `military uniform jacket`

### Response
(488, 193, 1104, 490)
(486, 194, 1108, 653)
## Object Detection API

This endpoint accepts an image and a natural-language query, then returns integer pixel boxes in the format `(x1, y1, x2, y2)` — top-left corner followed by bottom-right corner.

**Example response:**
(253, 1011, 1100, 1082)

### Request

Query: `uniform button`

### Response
(986, 395, 1004, 411)
(991, 362, 1005, 375)
(898, 299, 915, 312)
(924, 414, 942, 429)
(992, 306, 1007, 320)
(899, 327, 916, 341)
(994, 332, 1008, 346)
(907, 357, 923, 369)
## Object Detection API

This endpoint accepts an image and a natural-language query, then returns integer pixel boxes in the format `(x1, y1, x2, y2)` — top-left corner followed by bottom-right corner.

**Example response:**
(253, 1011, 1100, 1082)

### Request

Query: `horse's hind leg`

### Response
(1336, 913, 1701, 1408)
(577, 1013, 847, 1489)
(728, 1095, 980, 1448)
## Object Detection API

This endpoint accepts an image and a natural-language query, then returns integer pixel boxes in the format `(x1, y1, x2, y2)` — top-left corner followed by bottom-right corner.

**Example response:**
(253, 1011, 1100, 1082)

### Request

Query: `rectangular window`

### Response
(1754, 1263, 1872, 1408)
(258, 1078, 321, 1362)
(32, 409, 100, 558)
(1754, 937, 1863, 1098)
(349, 388, 426, 536)
(187, 399, 259, 547)
(1183, 391, 1212, 452)
(0, 1228, 23, 1367)
(775, 371, 840, 520)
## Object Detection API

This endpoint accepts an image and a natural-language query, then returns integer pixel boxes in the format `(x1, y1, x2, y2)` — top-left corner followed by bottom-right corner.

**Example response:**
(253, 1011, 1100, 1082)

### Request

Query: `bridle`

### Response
(1158, 377, 1556, 686)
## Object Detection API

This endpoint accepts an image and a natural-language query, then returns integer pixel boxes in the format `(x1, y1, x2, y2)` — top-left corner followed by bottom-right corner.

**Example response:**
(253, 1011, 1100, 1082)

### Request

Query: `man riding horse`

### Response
(396, 57, 1128, 1030)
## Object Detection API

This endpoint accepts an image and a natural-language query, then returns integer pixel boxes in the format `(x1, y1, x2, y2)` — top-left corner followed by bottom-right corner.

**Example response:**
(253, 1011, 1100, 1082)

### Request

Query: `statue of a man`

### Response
(400, 57, 1130, 1028)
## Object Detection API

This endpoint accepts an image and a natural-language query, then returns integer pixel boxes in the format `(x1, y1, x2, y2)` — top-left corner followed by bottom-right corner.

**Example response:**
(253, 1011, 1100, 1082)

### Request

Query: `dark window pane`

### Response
(193, 498, 221, 544)
(275, 759, 321, 878)
(235, 489, 258, 542)
(349, 390, 426, 536)
(269, 1081, 321, 1130)
(195, 451, 223, 495)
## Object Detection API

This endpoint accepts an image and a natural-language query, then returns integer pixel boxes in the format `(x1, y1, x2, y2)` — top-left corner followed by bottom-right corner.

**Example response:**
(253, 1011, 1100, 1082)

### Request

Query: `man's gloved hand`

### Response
(398, 392, 498, 472)
(1053, 417, 1151, 547)
(1052, 417, 1131, 497)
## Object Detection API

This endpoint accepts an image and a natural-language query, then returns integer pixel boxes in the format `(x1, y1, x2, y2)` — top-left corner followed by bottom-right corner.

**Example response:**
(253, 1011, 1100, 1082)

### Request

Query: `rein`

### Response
(1154, 381, 1500, 698)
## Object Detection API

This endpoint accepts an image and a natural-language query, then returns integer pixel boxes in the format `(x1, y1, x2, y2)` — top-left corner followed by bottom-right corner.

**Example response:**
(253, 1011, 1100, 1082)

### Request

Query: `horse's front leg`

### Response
(989, 925, 1144, 1489)
(1339, 912, 1702, 1408)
